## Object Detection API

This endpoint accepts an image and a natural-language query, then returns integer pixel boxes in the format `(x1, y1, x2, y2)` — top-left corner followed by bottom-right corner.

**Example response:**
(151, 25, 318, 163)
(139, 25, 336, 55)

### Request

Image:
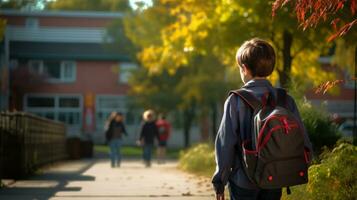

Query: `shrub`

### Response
(298, 101, 341, 152)
(178, 143, 215, 177)
(283, 142, 357, 200)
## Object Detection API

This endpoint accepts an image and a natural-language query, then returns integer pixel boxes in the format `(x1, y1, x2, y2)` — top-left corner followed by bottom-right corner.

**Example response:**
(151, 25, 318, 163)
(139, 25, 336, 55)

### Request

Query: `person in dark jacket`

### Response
(139, 109, 159, 167)
(105, 112, 127, 168)
(212, 38, 312, 200)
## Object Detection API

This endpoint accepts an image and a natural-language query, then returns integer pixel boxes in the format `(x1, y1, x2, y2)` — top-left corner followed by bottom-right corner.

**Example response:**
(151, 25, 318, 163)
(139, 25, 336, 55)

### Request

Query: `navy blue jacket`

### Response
(140, 121, 160, 145)
(212, 79, 313, 193)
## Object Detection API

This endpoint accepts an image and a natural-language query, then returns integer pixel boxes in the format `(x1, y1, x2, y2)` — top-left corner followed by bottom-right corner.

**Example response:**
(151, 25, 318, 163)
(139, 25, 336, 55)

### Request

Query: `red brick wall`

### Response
(23, 60, 129, 95)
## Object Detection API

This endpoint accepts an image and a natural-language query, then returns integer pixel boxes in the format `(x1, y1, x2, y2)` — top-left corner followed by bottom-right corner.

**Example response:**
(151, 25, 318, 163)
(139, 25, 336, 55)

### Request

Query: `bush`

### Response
(178, 143, 215, 177)
(283, 142, 357, 200)
(298, 101, 341, 152)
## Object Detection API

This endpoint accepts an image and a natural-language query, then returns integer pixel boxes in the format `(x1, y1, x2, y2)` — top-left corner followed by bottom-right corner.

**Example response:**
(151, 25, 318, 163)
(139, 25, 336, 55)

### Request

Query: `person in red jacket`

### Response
(156, 114, 171, 164)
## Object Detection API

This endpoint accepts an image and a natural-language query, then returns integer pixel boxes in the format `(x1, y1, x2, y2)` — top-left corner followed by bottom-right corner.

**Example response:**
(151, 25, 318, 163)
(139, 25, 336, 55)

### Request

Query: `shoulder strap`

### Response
(276, 88, 287, 108)
(229, 89, 262, 111)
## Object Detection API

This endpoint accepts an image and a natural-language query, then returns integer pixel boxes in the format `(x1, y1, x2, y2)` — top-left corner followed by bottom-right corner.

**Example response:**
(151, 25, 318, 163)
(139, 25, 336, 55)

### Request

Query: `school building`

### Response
(0, 9, 203, 147)
(0, 9, 141, 143)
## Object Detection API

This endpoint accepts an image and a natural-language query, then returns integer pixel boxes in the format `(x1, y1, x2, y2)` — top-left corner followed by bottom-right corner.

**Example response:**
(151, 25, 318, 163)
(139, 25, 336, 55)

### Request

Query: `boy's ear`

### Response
(241, 64, 248, 74)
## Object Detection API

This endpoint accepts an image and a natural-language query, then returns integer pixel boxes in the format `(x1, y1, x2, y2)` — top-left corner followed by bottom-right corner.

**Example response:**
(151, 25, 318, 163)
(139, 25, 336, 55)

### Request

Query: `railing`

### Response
(0, 112, 67, 180)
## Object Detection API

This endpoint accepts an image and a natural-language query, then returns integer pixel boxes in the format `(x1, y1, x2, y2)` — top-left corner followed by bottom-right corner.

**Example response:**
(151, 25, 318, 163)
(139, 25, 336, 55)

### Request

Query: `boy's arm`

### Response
(212, 95, 239, 194)
(287, 96, 313, 153)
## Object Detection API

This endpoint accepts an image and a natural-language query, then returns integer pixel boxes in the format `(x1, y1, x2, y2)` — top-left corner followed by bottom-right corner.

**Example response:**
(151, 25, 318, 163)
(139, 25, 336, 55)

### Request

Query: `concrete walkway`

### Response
(0, 159, 214, 200)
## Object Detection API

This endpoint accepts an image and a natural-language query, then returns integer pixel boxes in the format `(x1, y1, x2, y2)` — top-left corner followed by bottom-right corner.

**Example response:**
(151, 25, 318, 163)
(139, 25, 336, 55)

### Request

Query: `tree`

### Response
(124, 1, 234, 146)
(46, 0, 131, 12)
(123, 0, 340, 146)
(134, 0, 333, 89)
(273, 0, 357, 145)
(0, 0, 50, 10)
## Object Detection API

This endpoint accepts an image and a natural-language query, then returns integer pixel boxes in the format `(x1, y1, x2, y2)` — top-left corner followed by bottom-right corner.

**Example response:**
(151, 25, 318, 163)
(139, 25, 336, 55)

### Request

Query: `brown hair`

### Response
(236, 38, 275, 77)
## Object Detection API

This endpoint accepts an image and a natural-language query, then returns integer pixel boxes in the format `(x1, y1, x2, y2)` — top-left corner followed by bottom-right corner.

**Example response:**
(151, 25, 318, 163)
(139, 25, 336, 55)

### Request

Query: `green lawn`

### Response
(94, 145, 181, 159)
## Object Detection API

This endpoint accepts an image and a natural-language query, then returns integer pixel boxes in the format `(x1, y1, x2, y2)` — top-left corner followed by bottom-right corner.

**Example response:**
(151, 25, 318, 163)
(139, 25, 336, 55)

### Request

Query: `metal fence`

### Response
(0, 112, 67, 179)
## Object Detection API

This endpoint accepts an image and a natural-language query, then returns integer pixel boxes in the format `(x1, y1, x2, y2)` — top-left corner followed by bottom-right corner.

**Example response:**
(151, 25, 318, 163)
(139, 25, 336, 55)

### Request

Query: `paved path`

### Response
(0, 159, 214, 200)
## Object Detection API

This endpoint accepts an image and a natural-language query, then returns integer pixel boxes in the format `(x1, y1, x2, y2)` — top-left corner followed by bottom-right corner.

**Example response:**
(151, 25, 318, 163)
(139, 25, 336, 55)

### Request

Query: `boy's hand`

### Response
(216, 193, 225, 200)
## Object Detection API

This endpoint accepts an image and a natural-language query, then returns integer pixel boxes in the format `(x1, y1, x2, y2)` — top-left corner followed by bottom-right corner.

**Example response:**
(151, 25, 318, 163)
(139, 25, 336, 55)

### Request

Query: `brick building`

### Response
(0, 9, 140, 143)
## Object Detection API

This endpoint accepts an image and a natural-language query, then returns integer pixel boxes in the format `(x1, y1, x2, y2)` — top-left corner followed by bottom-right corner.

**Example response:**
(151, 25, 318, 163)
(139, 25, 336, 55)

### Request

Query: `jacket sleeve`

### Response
(139, 122, 145, 140)
(121, 123, 128, 136)
(212, 95, 239, 194)
(287, 95, 313, 154)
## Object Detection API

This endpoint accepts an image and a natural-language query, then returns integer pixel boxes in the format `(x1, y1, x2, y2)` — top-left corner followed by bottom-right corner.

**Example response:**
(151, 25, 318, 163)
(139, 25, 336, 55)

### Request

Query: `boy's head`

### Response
(236, 38, 275, 83)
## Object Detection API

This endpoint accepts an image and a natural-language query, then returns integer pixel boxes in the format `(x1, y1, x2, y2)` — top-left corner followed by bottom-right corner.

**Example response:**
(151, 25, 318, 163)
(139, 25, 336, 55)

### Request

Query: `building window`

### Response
(25, 18, 39, 29)
(25, 95, 82, 126)
(96, 95, 128, 130)
(28, 60, 76, 82)
(10, 60, 18, 69)
(118, 62, 137, 83)
(344, 71, 354, 89)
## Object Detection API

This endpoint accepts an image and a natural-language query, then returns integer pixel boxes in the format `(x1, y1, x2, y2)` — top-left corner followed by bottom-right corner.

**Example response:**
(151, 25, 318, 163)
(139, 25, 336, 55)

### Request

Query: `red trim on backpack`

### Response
(242, 139, 258, 154)
(304, 148, 310, 163)
(256, 116, 299, 151)
(242, 115, 301, 154)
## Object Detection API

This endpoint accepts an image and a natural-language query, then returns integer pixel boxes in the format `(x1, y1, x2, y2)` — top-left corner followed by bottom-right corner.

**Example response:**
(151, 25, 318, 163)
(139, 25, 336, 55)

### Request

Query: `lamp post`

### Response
(353, 46, 357, 145)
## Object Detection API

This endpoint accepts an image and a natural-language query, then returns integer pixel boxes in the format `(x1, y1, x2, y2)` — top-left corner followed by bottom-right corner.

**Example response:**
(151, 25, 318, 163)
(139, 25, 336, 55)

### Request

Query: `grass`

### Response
(178, 143, 216, 177)
(94, 145, 181, 159)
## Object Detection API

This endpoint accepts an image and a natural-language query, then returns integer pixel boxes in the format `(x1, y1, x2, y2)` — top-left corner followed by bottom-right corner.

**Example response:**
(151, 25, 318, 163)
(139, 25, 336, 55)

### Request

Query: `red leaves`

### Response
(315, 77, 357, 94)
(315, 80, 344, 94)
(273, 0, 356, 41)
(327, 19, 357, 41)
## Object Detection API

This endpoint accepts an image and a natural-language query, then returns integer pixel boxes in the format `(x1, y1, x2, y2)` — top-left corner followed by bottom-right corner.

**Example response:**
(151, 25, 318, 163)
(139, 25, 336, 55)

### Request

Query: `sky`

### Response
(1, 0, 153, 11)
(129, 0, 153, 10)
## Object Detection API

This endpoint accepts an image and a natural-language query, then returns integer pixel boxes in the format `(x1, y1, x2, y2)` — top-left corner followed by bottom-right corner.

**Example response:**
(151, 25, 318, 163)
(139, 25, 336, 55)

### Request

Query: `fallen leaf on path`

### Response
(182, 192, 192, 196)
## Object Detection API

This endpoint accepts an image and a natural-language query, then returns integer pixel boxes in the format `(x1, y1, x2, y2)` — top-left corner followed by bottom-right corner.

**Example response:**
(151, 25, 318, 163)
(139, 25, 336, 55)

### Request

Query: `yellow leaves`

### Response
(290, 49, 337, 91)
(333, 39, 356, 75)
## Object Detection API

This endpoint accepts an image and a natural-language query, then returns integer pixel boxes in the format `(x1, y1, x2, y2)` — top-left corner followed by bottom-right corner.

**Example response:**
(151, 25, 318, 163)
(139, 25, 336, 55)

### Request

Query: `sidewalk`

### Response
(0, 159, 214, 200)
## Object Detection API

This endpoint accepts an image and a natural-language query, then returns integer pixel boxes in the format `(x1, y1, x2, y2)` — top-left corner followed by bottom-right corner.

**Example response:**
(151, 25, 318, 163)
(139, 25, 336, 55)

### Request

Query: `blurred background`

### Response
(0, 0, 355, 148)
(0, 0, 356, 199)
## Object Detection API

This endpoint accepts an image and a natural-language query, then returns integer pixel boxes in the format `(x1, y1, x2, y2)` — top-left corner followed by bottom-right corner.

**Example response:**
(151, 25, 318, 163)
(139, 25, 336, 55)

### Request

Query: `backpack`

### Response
(230, 88, 311, 190)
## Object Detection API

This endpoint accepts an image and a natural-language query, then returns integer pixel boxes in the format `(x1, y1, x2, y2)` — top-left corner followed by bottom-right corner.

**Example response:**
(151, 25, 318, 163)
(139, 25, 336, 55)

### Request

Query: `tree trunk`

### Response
(183, 104, 195, 148)
(211, 102, 218, 142)
(353, 45, 357, 146)
(279, 30, 293, 88)
(199, 115, 209, 142)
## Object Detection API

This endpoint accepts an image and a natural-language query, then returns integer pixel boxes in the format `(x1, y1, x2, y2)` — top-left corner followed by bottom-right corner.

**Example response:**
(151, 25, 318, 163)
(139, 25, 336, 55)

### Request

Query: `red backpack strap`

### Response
(229, 89, 262, 111)
(276, 88, 287, 108)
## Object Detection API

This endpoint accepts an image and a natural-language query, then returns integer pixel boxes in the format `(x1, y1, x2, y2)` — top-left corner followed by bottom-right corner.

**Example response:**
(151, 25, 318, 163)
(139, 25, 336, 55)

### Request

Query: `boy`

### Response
(212, 38, 312, 200)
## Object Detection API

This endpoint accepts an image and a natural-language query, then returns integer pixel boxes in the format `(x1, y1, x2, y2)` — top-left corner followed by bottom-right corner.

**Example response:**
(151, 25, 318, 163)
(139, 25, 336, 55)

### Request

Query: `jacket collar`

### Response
(242, 78, 273, 89)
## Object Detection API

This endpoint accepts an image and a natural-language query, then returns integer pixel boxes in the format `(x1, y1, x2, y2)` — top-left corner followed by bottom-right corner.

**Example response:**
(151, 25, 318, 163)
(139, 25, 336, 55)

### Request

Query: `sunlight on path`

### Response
(0, 159, 214, 200)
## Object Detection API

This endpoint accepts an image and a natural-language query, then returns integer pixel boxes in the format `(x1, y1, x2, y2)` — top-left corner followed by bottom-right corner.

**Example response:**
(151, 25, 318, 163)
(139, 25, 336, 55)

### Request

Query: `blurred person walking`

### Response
(156, 114, 171, 164)
(105, 112, 127, 168)
(139, 110, 159, 167)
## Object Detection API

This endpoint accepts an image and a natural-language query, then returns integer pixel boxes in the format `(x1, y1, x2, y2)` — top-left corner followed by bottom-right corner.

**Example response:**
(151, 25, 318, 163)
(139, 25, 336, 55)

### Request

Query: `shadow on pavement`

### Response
(0, 159, 96, 200)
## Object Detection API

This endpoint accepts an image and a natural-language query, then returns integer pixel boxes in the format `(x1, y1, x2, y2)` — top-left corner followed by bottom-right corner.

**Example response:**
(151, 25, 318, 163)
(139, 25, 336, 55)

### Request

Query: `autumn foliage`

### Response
(273, 0, 357, 41)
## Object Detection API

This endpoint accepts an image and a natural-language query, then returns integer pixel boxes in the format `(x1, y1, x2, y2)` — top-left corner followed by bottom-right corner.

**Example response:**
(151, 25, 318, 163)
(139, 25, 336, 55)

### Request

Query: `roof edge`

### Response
(0, 9, 123, 18)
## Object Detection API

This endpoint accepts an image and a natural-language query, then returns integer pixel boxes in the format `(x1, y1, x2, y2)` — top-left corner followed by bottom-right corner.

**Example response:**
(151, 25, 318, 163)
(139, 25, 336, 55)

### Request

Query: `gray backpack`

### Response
(230, 88, 310, 190)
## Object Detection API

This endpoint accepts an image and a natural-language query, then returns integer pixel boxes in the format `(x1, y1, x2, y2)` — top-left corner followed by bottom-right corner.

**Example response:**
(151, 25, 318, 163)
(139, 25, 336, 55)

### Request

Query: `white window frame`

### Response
(95, 95, 127, 130)
(118, 62, 137, 84)
(28, 60, 44, 74)
(24, 94, 83, 127)
(28, 60, 76, 83)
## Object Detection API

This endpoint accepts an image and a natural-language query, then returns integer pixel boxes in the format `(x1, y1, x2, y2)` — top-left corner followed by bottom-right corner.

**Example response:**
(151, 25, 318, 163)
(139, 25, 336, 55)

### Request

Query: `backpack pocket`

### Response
(257, 156, 308, 189)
